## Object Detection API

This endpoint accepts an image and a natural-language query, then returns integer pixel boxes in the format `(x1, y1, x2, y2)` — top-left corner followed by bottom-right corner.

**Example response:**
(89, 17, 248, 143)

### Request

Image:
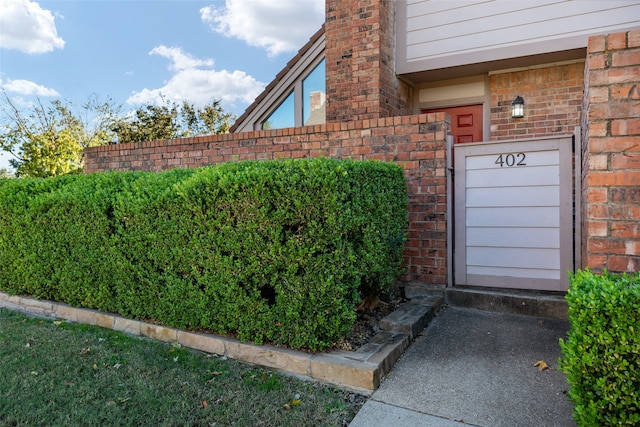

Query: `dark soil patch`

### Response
(334, 296, 404, 351)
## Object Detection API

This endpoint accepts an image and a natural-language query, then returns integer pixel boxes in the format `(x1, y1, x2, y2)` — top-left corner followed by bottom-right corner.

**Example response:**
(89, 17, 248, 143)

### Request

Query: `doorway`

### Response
(422, 104, 483, 144)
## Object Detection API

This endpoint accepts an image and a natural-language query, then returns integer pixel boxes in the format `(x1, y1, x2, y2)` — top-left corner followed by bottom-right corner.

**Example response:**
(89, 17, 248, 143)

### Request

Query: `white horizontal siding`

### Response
(398, 0, 640, 73)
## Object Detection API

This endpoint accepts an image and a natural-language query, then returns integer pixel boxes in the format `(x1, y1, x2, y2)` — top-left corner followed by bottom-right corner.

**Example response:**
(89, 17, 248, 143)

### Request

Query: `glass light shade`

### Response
(512, 96, 524, 118)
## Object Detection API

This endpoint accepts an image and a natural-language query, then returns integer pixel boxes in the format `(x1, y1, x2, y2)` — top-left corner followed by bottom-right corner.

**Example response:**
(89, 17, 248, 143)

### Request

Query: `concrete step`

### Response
(445, 287, 568, 320)
(379, 297, 442, 339)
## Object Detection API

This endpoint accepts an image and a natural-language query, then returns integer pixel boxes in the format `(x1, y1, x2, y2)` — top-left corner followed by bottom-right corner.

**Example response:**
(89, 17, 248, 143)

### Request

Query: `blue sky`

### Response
(0, 0, 325, 170)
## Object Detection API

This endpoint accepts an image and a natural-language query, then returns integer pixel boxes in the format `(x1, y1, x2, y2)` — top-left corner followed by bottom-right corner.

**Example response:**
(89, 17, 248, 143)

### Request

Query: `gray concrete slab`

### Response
(349, 400, 466, 426)
(352, 307, 575, 427)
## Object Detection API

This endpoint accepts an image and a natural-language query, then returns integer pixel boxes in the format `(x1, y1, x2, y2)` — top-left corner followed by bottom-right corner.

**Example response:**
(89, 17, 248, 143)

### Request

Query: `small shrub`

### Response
(559, 269, 640, 426)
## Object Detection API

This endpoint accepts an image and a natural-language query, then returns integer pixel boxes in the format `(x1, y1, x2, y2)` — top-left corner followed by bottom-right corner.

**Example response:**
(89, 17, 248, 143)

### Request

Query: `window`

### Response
(230, 29, 324, 133)
(303, 59, 326, 126)
(261, 91, 294, 130)
(260, 59, 325, 130)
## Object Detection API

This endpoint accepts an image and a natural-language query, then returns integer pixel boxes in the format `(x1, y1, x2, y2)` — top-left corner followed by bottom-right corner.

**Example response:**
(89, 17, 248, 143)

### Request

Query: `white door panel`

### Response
(467, 247, 561, 270)
(466, 207, 560, 227)
(465, 149, 559, 171)
(466, 186, 560, 207)
(466, 227, 559, 248)
(465, 165, 560, 187)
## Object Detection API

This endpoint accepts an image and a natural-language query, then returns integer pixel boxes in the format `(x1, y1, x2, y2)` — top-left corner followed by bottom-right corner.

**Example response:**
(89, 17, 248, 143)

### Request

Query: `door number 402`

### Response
(495, 153, 526, 167)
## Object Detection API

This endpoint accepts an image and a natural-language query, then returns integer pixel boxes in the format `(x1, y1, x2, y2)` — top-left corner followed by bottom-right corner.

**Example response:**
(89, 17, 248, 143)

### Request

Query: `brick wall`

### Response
(325, 0, 410, 123)
(490, 62, 584, 140)
(583, 30, 640, 273)
(85, 114, 452, 290)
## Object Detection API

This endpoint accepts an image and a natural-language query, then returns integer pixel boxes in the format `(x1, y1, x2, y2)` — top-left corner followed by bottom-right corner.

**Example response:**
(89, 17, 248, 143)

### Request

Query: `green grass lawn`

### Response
(0, 309, 364, 426)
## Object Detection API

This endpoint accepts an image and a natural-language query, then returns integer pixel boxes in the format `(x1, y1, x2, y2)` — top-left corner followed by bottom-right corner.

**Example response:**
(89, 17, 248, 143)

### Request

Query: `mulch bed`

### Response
(334, 295, 404, 351)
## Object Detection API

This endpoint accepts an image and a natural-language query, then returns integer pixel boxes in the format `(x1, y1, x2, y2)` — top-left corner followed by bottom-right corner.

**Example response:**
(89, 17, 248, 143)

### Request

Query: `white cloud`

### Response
(149, 46, 214, 71)
(126, 46, 265, 110)
(0, 0, 65, 54)
(0, 77, 59, 97)
(200, 0, 324, 57)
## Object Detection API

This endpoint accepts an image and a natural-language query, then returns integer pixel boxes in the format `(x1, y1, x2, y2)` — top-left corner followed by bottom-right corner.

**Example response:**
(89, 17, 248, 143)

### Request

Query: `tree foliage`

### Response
(1, 93, 235, 178)
(112, 99, 234, 144)
(0, 94, 119, 178)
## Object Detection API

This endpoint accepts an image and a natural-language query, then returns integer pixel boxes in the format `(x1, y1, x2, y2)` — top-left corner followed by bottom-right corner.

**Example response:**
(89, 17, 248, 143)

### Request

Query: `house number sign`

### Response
(494, 153, 526, 167)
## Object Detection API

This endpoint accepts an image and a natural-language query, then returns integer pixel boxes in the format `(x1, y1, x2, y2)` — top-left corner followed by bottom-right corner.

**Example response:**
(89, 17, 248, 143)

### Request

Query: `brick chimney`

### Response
(325, 0, 410, 123)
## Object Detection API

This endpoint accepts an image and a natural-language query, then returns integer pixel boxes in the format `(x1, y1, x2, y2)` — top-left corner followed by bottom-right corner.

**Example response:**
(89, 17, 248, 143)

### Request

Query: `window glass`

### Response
(303, 59, 326, 126)
(262, 91, 294, 130)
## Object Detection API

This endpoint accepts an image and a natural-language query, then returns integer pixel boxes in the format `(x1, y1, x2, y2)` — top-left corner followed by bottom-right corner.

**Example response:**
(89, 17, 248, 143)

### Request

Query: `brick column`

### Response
(324, 0, 410, 123)
(583, 30, 640, 273)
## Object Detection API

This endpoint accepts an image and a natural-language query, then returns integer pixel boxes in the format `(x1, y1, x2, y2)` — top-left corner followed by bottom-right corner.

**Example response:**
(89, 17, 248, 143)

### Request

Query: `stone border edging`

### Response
(0, 292, 441, 393)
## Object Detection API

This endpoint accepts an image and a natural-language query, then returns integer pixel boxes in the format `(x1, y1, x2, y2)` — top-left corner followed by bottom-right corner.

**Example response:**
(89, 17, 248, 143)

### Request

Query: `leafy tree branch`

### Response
(1, 92, 235, 178)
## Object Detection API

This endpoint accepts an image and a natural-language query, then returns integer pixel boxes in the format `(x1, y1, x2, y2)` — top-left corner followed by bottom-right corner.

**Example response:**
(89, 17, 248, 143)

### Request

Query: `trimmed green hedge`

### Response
(0, 158, 407, 350)
(559, 269, 640, 426)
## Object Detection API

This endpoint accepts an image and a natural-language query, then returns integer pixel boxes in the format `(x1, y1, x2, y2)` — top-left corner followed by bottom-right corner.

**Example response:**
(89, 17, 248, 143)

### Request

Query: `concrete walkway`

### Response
(350, 307, 575, 427)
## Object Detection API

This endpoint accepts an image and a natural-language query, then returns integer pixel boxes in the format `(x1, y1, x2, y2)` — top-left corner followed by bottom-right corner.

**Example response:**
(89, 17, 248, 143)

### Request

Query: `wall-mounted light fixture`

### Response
(511, 96, 524, 119)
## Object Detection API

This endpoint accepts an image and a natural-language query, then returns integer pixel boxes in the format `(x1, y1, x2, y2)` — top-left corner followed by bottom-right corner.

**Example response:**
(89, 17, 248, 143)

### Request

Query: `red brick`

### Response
(588, 34, 606, 52)
(610, 186, 640, 203)
(611, 84, 640, 100)
(612, 49, 640, 67)
(611, 222, 640, 239)
(588, 103, 610, 120)
(611, 153, 640, 169)
(589, 136, 640, 153)
(586, 220, 609, 237)
(608, 255, 639, 273)
(625, 240, 640, 256)
(588, 121, 608, 137)
(589, 86, 609, 103)
(586, 187, 608, 203)
(610, 204, 640, 220)
(590, 68, 639, 85)
(611, 119, 640, 136)
(587, 204, 609, 219)
(587, 171, 640, 186)
(588, 238, 626, 254)
(614, 101, 640, 119)
(585, 254, 608, 270)
(588, 53, 608, 70)
(608, 32, 628, 50)
(630, 30, 640, 48)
